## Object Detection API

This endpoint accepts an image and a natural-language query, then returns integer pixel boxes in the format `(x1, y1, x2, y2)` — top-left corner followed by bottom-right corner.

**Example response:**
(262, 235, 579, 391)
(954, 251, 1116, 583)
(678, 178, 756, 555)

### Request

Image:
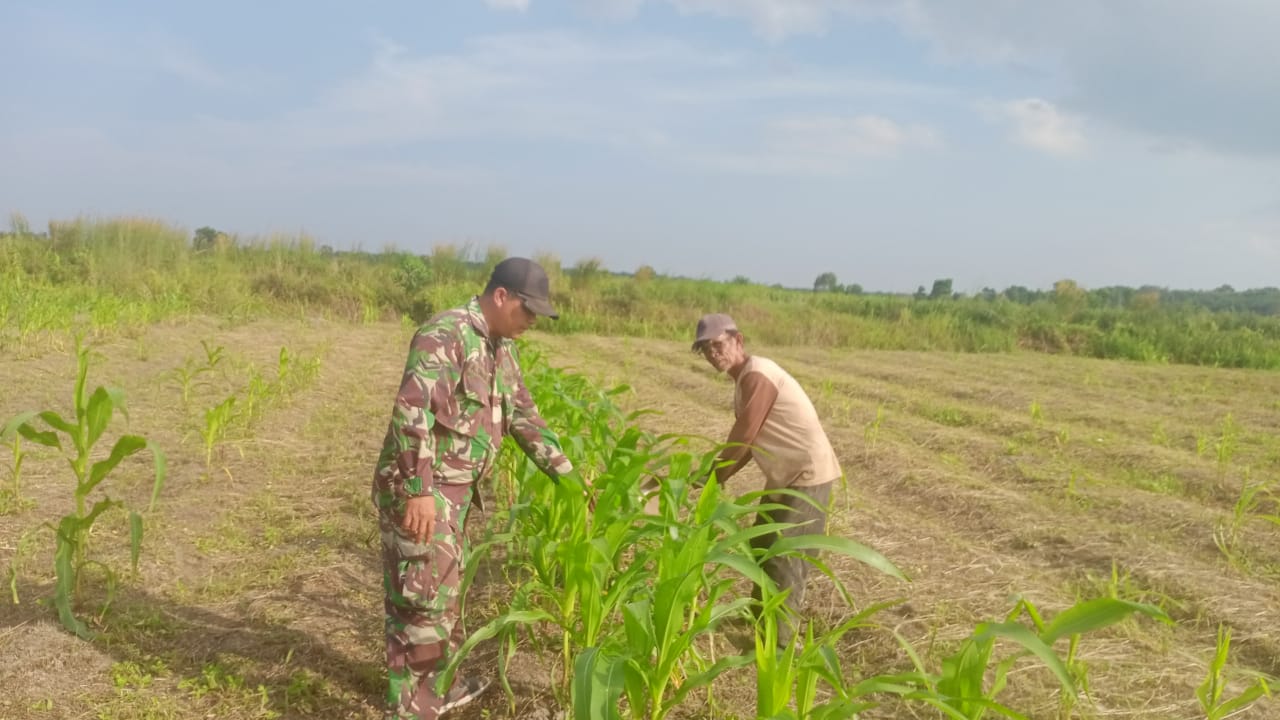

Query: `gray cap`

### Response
(692, 313, 738, 350)
(488, 257, 560, 319)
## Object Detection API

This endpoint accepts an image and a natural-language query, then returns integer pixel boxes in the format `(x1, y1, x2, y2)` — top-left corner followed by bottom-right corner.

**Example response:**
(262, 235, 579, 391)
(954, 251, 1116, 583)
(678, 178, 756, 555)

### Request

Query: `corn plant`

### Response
(6, 338, 166, 637)
(446, 350, 908, 720)
(1197, 624, 1272, 720)
(1, 414, 34, 512)
(235, 346, 321, 427)
(201, 396, 237, 469)
(1214, 413, 1239, 472)
(9, 527, 42, 604)
(863, 404, 885, 460)
(168, 340, 225, 406)
(879, 596, 1170, 720)
(754, 595, 899, 720)
(1214, 475, 1280, 572)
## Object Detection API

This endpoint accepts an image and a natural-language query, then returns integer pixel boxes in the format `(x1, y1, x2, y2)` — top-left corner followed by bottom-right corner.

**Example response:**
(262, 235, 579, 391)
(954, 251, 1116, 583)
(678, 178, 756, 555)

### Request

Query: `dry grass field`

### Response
(2, 319, 1278, 719)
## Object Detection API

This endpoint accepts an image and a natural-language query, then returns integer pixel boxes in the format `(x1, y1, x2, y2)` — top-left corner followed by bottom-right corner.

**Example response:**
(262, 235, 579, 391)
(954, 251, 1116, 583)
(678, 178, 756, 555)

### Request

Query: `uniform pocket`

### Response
(386, 490, 461, 612)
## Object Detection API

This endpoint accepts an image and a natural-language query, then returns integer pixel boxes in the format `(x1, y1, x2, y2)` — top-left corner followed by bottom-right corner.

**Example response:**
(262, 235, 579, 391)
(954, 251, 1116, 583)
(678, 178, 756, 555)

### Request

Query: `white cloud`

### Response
(999, 98, 1085, 156)
(893, 1, 1280, 155)
(563, 0, 1280, 155)
(698, 113, 938, 174)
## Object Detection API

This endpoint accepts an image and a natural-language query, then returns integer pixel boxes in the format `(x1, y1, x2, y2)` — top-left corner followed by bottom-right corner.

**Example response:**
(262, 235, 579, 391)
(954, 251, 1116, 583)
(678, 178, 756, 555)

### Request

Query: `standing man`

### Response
(691, 313, 842, 647)
(373, 257, 578, 720)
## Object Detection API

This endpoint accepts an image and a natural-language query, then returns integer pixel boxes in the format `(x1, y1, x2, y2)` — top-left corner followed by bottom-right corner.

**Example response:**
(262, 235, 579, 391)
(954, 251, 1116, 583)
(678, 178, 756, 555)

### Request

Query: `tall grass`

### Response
(6, 215, 1280, 368)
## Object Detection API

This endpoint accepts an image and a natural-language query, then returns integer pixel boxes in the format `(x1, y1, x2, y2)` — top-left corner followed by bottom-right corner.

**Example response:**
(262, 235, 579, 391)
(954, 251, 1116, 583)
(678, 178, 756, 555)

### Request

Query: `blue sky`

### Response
(4, 0, 1278, 293)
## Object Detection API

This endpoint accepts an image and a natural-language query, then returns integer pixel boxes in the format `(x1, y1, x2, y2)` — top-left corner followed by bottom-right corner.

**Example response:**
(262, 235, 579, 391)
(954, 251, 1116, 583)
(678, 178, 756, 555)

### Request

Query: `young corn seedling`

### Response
(201, 396, 237, 469)
(1197, 624, 1272, 720)
(1214, 413, 1239, 476)
(863, 404, 885, 461)
(168, 340, 225, 406)
(884, 596, 1170, 720)
(1, 414, 35, 513)
(753, 595, 900, 720)
(6, 338, 166, 637)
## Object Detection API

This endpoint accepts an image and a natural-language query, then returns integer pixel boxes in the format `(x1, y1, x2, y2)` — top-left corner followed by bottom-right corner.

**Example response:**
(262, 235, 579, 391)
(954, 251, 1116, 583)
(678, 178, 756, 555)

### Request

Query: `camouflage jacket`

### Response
(372, 297, 573, 518)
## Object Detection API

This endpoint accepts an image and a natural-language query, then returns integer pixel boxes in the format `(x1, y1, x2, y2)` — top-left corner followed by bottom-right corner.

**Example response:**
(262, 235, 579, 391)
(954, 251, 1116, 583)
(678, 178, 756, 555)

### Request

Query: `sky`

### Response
(3, 0, 1279, 293)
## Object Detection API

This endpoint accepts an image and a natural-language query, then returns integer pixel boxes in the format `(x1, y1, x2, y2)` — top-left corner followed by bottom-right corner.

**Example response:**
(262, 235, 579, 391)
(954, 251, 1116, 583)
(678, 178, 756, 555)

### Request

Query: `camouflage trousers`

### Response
(750, 481, 833, 646)
(380, 483, 473, 720)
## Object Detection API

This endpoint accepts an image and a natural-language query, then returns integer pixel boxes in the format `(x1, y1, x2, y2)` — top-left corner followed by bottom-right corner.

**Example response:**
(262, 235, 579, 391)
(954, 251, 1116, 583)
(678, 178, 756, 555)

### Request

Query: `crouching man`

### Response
(691, 313, 842, 646)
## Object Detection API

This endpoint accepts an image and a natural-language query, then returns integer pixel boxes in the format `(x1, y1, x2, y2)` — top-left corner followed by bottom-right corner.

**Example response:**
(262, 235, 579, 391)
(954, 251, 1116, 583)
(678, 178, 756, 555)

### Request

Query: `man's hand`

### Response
(402, 494, 437, 543)
(561, 469, 596, 510)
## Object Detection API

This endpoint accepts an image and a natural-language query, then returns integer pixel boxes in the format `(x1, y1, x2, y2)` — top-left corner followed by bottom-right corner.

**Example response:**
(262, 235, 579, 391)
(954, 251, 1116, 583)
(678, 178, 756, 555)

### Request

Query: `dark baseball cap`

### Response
(488, 257, 560, 319)
(692, 313, 738, 350)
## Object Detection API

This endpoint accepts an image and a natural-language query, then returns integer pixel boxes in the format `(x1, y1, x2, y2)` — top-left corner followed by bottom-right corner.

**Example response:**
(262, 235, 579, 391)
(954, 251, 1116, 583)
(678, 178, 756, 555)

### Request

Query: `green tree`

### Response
(929, 278, 953, 300)
(1003, 285, 1036, 304)
(193, 226, 220, 251)
(813, 272, 839, 292)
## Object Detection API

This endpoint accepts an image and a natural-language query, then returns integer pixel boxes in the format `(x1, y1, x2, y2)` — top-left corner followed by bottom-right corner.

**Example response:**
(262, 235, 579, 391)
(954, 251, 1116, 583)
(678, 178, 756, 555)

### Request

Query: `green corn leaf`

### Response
(106, 386, 128, 418)
(8, 412, 60, 449)
(978, 621, 1075, 694)
(1040, 598, 1170, 644)
(52, 516, 91, 639)
(83, 497, 121, 526)
(620, 660, 648, 720)
(147, 441, 167, 512)
(922, 696, 1028, 720)
(663, 654, 754, 711)
(717, 521, 799, 551)
(87, 435, 148, 493)
(572, 647, 625, 720)
(762, 533, 908, 582)
(37, 410, 77, 438)
(437, 609, 554, 694)
(85, 386, 116, 448)
(622, 599, 654, 654)
(848, 673, 937, 699)
(1215, 681, 1271, 718)
(938, 636, 992, 714)
(705, 549, 774, 588)
(2, 412, 38, 440)
(73, 341, 91, 422)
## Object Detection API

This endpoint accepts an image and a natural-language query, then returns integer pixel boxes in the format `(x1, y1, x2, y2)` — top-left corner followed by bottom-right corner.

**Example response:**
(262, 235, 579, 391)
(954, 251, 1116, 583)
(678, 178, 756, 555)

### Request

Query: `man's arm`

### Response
(387, 325, 463, 538)
(506, 355, 574, 480)
(709, 371, 778, 483)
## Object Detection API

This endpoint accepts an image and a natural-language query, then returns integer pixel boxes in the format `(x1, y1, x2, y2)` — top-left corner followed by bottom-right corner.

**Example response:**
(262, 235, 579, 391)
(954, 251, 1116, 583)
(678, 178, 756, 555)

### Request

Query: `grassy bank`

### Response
(4, 215, 1280, 368)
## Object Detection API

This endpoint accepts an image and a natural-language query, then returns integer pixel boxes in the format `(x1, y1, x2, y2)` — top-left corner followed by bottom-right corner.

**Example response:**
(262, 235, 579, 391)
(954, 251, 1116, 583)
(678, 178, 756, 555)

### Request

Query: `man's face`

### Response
(492, 288, 538, 339)
(698, 332, 745, 373)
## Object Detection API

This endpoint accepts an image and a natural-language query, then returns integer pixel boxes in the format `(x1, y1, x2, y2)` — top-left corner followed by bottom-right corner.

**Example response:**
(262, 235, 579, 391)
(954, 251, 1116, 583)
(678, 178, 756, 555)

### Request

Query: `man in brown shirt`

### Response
(693, 313, 842, 646)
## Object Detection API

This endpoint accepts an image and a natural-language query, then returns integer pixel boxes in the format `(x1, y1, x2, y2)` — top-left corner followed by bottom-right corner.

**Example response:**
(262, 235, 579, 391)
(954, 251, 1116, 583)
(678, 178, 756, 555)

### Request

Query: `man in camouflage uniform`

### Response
(372, 257, 577, 720)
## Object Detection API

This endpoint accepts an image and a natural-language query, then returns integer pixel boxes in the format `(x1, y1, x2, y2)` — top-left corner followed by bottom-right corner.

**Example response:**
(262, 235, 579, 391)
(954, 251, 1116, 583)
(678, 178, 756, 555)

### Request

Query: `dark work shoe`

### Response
(440, 675, 491, 716)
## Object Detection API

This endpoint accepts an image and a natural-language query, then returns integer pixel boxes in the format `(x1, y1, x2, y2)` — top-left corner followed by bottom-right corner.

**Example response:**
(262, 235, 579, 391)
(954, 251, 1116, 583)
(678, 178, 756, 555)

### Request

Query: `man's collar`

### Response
(465, 296, 491, 339)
